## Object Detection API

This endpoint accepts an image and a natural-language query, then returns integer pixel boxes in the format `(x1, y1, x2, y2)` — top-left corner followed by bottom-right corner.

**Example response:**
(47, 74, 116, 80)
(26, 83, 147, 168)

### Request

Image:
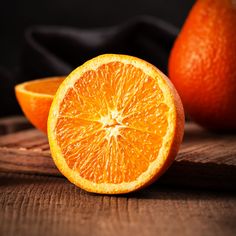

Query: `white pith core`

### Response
(99, 109, 123, 140)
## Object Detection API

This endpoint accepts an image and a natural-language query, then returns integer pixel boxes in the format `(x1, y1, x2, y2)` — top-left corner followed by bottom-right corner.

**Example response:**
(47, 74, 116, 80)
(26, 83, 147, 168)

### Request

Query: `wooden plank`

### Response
(0, 116, 32, 135)
(0, 172, 236, 236)
(0, 123, 236, 190)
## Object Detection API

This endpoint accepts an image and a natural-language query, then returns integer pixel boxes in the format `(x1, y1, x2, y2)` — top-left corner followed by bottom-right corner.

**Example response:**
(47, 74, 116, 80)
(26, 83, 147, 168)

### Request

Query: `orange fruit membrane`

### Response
(48, 54, 184, 194)
(15, 77, 65, 133)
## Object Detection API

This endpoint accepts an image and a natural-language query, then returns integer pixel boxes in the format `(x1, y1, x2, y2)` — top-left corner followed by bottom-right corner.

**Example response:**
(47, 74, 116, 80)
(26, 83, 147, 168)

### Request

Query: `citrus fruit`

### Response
(169, 0, 236, 131)
(15, 77, 65, 133)
(48, 54, 184, 194)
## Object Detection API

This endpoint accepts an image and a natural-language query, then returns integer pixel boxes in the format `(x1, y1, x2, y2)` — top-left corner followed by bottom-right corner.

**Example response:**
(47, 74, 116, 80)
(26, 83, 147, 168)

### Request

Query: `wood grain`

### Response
(0, 116, 32, 135)
(0, 117, 236, 236)
(0, 172, 236, 236)
(0, 122, 236, 190)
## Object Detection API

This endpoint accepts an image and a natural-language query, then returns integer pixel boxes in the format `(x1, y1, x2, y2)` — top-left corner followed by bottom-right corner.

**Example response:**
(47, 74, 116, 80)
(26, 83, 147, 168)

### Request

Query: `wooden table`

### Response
(0, 117, 236, 236)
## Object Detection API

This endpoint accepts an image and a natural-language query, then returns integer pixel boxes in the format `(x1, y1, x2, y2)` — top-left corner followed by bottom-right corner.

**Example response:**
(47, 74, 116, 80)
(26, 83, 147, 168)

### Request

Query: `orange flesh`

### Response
(24, 78, 63, 95)
(55, 62, 169, 184)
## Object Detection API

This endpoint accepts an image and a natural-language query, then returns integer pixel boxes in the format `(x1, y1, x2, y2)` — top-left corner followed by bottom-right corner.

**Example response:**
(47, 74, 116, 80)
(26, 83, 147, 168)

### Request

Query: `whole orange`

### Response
(169, 0, 236, 131)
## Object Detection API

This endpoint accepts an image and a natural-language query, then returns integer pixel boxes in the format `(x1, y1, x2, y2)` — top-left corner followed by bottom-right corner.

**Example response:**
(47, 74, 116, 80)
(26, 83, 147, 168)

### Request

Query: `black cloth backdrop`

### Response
(0, 16, 178, 116)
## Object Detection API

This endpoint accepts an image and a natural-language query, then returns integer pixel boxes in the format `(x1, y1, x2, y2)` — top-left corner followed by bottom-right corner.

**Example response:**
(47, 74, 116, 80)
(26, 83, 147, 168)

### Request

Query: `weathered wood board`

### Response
(0, 122, 235, 190)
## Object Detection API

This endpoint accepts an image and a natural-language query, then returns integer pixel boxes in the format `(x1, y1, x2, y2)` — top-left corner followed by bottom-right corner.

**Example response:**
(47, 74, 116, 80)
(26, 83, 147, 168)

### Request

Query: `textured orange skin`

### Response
(15, 91, 52, 133)
(15, 77, 64, 133)
(169, 0, 236, 131)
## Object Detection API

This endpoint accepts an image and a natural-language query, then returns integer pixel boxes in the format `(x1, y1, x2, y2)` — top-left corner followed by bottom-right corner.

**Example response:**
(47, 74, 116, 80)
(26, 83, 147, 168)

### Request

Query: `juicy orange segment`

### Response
(48, 54, 184, 194)
(15, 77, 65, 133)
(23, 78, 63, 95)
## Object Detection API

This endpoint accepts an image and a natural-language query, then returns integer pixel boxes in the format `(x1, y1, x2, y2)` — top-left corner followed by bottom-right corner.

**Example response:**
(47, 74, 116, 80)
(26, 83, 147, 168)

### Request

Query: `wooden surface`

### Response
(0, 117, 236, 236)
(0, 172, 236, 236)
(0, 116, 32, 135)
(0, 123, 236, 190)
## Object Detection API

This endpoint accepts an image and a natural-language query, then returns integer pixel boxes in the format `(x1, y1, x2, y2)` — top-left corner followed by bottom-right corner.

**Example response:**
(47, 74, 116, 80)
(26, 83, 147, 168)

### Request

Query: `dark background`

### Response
(1, 0, 194, 69)
(0, 0, 195, 117)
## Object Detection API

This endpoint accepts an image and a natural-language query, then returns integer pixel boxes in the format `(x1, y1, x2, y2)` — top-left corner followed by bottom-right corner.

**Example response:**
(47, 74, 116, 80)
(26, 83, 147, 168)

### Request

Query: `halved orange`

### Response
(15, 77, 65, 133)
(48, 54, 184, 194)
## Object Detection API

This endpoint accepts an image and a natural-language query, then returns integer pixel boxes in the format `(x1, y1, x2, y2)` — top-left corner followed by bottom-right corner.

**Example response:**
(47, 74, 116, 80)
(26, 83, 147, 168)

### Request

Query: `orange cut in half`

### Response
(15, 77, 65, 133)
(48, 54, 184, 194)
